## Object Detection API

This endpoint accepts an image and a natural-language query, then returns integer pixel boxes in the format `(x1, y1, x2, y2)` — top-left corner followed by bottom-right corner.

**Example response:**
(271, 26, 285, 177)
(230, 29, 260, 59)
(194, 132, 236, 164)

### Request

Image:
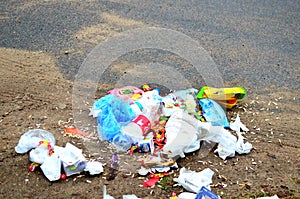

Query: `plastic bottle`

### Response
(122, 89, 162, 142)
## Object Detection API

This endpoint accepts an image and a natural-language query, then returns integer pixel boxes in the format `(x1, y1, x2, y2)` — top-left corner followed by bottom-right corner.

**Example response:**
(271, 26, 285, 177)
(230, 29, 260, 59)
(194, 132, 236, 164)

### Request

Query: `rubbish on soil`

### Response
(60, 143, 87, 177)
(178, 192, 197, 199)
(103, 185, 115, 199)
(199, 98, 230, 128)
(93, 94, 136, 142)
(140, 152, 176, 168)
(195, 186, 220, 199)
(230, 115, 252, 155)
(173, 167, 214, 193)
(40, 153, 61, 181)
(84, 161, 104, 175)
(138, 162, 178, 176)
(123, 194, 141, 199)
(142, 172, 169, 187)
(108, 86, 144, 104)
(64, 127, 90, 138)
(230, 114, 249, 132)
(257, 195, 279, 199)
(15, 129, 55, 154)
(163, 110, 200, 158)
(29, 140, 54, 164)
(197, 86, 247, 109)
(170, 192, 179, 199)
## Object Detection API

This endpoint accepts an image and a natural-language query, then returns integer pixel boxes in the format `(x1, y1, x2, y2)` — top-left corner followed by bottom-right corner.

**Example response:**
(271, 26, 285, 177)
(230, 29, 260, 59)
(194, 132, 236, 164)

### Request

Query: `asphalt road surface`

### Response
(1, 0, 299, 91)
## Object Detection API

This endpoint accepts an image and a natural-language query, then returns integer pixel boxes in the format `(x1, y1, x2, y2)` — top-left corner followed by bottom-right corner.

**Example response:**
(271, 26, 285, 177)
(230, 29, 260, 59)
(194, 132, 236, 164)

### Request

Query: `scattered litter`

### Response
(195, 186, 220, 199)
(123, 194, 141, 199)
(103, 185, 115, 199)
(84, 161, 104, 175)
(15, 129, 55, 154)
(173, 167, 214, 193)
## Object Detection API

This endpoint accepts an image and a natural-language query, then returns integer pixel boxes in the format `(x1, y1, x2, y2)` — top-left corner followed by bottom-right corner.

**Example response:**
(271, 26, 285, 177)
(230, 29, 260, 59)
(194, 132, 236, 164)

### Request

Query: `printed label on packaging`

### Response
(132, 115, 151, 135)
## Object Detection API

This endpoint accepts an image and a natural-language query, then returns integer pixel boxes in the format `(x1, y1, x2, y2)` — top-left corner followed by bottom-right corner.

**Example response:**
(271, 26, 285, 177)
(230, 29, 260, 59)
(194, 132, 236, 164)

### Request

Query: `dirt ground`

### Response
(0, 47, 299, 199)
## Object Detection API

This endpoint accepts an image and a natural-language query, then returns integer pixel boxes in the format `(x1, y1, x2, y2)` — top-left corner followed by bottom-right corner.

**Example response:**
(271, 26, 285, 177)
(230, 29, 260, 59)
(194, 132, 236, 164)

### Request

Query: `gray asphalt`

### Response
(1, 0, 299, 92)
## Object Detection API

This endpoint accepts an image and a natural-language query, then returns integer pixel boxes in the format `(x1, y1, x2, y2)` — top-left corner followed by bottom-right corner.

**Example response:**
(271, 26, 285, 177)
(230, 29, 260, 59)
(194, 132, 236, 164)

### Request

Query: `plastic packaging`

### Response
(111, 133, 133, 152)
(40, 153, 61, 181)
(199, 98, 230, 128)
(95, 94, 136, 142)
(122, 90, 162, 142)
(29, 143, 51, 164)
(15, 129, 55, 154)
(195, 186, 220, 199)
(108, 86, 144, 104)
(197, 86, 247, 109)
(60, 143, 86, 177)
(163, 110, 200, 158)
(173, 167, 214, 193)
(84, 161, 104, 175)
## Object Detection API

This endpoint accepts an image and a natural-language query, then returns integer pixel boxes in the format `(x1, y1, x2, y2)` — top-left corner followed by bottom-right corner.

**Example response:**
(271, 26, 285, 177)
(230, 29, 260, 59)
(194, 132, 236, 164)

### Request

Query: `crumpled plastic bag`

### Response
(230, 114, 252, 155)
(94, 94, 136, 141)
(15, 129, 55, 154)
(199, 98, 229, 128)
(173, 167, 214, 193)
(40, 153, 61, 181)
(84, 161, 104, 175)
(29, 144, 51, 164)
(163, 110, 200, 158)
(197, 118, 252, 159)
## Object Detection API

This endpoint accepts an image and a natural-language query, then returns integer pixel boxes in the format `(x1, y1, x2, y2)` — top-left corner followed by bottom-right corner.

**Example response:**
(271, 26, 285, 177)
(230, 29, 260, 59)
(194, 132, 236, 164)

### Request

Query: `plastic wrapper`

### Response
(199, 99, 229, 128)
(60, 143, 86, 177)
(29, 144, 51, 164)
(84, 161, 104, 175)
(40, 154, 61, 182)
(15, 129, 55, 154)
(108, 86, 143, 104)
(173, 167, 214, 193)
(94, 94, 136, 141)
(163, 110, 200, 158)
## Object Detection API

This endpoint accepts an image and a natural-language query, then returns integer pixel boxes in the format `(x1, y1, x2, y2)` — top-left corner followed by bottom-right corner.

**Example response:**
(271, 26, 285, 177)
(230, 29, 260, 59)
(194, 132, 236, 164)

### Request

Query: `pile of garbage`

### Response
(15, 84, 256, 198)
(90, 85, 251, 161)
(15, 129, 103, 181)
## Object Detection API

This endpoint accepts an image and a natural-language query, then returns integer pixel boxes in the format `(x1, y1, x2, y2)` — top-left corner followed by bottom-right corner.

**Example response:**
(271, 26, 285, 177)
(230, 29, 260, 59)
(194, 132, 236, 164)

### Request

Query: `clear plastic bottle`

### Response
(122, 89, 162, 142)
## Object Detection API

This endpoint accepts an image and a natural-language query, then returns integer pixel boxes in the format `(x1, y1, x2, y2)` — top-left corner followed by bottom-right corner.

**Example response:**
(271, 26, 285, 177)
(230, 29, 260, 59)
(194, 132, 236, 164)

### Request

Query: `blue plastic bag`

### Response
(199, 99, 229, 128)
(94, 94, 136, 141)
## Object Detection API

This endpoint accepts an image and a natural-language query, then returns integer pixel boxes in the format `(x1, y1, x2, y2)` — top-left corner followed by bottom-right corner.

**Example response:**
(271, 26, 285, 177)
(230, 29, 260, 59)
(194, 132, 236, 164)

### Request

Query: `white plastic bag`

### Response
(173, 167, 214, 193)
(29, 144, 51, 164)
(163, 110, 200, 158)
(15, 129, 55, 154)
(40, 154, 61, 181)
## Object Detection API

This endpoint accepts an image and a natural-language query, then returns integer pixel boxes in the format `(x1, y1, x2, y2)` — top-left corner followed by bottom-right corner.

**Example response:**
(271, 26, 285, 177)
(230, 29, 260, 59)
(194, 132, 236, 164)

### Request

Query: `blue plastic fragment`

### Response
(195, 186, 220, 199)
(199, 98, 230, 128)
